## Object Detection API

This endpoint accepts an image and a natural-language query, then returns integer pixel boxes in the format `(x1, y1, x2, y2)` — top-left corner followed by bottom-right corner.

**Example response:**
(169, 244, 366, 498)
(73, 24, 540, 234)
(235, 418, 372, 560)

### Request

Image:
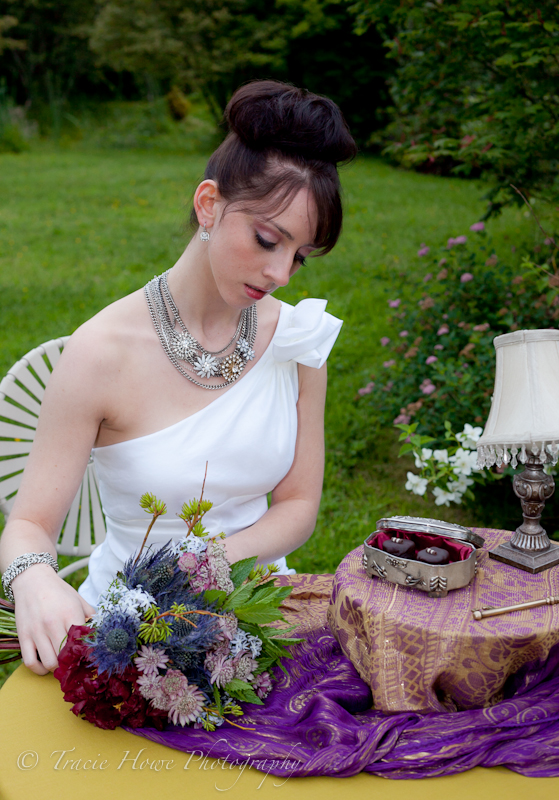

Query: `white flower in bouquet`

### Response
(405, 471, 428, 495)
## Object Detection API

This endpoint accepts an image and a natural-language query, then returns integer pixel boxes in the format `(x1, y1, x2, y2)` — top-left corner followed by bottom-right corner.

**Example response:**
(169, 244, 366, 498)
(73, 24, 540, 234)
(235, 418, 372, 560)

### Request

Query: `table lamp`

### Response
(476, 329, 559, 573)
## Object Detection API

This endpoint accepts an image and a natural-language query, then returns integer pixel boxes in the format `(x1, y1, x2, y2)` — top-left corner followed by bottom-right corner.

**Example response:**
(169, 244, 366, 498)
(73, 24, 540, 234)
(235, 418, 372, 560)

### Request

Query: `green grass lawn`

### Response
(0, 143, 537, 574)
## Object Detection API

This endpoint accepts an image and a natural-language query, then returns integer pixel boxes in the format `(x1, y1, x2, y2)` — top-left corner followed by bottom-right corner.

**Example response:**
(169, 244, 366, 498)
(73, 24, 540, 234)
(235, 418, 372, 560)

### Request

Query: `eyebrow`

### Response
(267, 220, 316, 249)
(270, 221, 294, 241)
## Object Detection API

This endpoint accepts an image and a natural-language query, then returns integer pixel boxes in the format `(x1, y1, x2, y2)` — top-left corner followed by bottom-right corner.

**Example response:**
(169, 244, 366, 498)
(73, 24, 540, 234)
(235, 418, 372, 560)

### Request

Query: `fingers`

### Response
(19, 636, 52, 676)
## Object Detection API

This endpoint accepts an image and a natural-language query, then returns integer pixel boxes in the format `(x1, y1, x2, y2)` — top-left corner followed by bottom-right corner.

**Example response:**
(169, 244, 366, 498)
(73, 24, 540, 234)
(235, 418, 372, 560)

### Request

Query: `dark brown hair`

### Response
(192, 81, 357, 255)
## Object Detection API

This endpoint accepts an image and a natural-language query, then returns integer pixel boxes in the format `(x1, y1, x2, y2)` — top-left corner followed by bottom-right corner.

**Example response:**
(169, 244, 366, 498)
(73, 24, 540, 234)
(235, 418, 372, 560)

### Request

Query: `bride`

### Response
(0, 80, 356, 676)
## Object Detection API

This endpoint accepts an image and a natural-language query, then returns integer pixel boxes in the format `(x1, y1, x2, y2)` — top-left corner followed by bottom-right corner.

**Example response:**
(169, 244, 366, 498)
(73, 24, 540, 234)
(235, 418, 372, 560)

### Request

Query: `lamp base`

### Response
(489, 540, 559, 574)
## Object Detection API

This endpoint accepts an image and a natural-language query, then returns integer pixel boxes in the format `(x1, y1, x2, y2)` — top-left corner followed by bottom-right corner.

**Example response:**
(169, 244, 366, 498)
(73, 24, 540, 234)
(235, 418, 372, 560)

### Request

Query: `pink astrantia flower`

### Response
(135, 645, 170, 676)
(455, 235, 467, 244)
(383, 359, 396, 368)
(388, 299, 401, 308)
(380, 336, 390, 346)
(437, 325, 449, 335)
(545, 237, 556, 246)
(426, 356, 438, 365)
(434, 344, 444, 350)
(358, 386, 372, 396)
(417, 243, 430, 257)
(423, 272, 433, 282)
(167, 683, 206, 726)
(438, 258, 447, 267)
(393, 413, 411, 425)
(382, 380, 394, 392)
(470, 222, 485, 232)
(177, 552, 198, 573)
(460, 272, 474, 283)
(399, 330, 409, 338)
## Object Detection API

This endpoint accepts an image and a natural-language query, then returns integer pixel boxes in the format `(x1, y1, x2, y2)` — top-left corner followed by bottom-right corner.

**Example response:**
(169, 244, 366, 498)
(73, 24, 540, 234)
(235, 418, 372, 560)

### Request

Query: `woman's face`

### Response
(206, 187, 318, 309)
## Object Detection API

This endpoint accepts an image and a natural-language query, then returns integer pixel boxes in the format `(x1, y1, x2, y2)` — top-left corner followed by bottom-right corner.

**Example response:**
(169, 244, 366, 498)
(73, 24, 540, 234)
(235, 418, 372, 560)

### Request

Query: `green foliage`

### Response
(89, 0, 390, 141)
(138, 604, 173, 642)
(356, 229, 559, 445)
(224, 677, 264, 705)
(352, 0, 559, 214)
(139, 492, 167, 516)
(229, 556, 258, 588)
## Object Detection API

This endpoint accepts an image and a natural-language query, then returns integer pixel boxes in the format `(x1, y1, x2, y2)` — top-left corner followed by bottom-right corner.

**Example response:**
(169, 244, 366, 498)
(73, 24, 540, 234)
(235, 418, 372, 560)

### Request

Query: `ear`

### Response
(193, 180, 220, 230)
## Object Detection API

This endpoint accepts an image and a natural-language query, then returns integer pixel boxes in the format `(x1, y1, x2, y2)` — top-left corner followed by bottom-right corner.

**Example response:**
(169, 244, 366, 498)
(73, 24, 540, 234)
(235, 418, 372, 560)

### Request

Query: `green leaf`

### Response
(224, 678, 264, 705)
(203, 589, 227, 607)
(234, 605, 284, 624)
(229, 557, 258, 588)
(221, 578, 260, 611)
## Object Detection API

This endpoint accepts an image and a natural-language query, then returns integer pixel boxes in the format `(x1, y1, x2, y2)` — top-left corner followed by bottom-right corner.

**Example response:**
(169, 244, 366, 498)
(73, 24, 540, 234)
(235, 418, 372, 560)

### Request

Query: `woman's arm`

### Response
(0, 327, 115, 674)
(222, 362, 326, 566)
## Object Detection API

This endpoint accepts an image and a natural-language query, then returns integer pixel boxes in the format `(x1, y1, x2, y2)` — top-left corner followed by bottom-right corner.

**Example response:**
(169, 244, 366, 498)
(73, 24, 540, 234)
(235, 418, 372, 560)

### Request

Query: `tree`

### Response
(89, 0, 391, 142)
(351, 0, 559, 215)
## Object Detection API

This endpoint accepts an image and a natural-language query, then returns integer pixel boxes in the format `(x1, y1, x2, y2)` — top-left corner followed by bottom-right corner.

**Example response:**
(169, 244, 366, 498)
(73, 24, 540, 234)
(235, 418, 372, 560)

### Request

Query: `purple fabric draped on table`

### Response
(126, 572, 559, 779)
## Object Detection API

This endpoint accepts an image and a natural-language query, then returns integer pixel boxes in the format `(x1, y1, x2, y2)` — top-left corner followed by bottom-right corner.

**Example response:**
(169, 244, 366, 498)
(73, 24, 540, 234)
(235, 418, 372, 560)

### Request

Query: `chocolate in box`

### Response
(363, 516, 485, 598)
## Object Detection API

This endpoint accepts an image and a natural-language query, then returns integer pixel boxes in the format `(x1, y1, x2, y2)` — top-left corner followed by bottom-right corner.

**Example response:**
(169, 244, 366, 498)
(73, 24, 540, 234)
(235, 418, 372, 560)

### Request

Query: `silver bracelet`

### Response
(1, 552, 59, 603)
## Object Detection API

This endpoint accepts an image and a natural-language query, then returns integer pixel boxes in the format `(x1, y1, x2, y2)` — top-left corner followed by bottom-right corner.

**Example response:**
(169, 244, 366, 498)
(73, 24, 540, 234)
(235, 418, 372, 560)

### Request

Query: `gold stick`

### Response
(472, 595, 559, 620)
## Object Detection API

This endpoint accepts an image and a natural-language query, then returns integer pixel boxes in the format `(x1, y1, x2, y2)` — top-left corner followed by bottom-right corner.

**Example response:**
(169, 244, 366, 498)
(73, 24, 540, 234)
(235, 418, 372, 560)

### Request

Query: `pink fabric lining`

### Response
(367, 529, 474, 562)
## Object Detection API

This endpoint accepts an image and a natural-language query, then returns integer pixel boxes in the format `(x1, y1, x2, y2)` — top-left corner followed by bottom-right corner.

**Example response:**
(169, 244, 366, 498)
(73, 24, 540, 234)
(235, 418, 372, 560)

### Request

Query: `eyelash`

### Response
(254, 232, 306, 266)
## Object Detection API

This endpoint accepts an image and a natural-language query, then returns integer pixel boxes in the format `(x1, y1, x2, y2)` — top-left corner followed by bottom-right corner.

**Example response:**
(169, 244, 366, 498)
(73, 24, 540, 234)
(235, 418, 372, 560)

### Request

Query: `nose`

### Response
(262, 254, 293, 288)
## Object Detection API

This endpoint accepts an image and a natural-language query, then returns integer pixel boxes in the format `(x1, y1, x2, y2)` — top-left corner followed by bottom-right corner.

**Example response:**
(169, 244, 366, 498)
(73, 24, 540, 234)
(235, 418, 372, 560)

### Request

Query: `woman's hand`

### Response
(11, 564, 95, 676)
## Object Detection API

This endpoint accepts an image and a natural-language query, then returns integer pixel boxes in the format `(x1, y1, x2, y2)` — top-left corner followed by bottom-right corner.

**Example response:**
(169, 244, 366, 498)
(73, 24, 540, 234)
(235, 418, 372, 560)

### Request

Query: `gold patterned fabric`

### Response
(327, 528, 559, 713)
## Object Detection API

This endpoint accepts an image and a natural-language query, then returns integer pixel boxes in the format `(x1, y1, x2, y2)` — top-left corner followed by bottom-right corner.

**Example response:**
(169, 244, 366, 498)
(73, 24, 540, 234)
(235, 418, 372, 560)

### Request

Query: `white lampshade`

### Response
(477, 329, 559, 469)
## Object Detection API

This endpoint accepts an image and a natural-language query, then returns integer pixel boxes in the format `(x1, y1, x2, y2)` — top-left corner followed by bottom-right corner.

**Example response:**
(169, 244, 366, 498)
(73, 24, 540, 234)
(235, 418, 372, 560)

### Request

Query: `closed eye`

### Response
(255, 232, 306, 266)
(255, 231, 276, 250)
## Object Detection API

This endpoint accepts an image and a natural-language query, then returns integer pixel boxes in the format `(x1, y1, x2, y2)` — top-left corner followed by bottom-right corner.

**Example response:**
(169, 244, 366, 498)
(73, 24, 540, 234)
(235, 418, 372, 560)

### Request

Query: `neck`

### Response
(166, 235, 242, 350)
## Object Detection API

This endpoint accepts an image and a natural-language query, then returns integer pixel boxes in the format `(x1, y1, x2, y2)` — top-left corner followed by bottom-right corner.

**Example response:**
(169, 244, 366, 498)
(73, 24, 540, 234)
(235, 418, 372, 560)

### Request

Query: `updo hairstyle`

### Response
(194, 81, 357, 255)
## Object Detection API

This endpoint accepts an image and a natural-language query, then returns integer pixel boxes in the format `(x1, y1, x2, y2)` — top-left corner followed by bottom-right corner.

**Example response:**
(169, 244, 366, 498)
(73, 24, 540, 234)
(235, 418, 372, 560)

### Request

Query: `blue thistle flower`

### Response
(88, 611, 140, 676)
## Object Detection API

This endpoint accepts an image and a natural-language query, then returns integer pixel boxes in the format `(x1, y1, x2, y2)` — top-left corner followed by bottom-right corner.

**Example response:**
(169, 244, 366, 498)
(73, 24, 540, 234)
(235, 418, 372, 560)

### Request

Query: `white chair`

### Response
(0, 337, 106, 579)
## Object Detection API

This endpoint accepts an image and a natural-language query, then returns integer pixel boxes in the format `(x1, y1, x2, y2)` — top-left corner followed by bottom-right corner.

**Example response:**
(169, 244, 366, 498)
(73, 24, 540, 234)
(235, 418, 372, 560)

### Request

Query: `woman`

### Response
(0, 80, 356, 677)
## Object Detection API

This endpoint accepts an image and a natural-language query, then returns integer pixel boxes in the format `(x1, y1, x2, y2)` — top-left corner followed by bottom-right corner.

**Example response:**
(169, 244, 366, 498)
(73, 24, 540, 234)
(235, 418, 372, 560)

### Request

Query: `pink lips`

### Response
(244, 284, 270, 300)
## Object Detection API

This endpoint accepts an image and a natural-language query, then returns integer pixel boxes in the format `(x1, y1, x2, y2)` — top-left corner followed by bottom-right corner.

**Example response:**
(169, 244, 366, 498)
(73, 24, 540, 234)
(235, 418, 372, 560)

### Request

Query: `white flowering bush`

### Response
(397, 421, 494, 507)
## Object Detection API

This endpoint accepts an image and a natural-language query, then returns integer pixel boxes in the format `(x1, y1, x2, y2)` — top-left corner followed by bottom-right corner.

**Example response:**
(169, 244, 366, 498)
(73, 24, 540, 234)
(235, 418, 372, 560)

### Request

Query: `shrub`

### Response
(356, 225, 559, 443)
(351, 0, 559, 215)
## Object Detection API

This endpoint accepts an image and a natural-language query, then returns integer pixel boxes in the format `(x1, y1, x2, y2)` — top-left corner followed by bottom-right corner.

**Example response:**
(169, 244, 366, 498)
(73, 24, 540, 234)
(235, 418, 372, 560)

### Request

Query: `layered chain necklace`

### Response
(144, 270, 257, 390)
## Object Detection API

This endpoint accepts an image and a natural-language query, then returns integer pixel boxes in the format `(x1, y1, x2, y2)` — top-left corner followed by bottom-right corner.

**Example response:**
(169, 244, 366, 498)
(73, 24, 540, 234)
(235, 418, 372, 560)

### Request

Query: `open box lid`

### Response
(376, 515, 485, 549)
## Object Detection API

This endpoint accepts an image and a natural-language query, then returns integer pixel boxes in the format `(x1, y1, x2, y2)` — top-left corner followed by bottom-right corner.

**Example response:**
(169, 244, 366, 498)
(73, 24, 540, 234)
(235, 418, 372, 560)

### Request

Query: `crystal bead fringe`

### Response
(477, 441, 559, 469)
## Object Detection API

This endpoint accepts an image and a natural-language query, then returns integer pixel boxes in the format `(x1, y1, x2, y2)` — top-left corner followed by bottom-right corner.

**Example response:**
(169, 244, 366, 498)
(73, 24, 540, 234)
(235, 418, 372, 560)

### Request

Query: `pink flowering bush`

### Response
(357, 226, 559, 443)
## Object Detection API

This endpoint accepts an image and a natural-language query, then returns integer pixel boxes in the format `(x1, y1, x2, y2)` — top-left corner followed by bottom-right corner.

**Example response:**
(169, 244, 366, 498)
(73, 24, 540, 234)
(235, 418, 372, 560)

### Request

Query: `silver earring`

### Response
(200, 222, 210, 242)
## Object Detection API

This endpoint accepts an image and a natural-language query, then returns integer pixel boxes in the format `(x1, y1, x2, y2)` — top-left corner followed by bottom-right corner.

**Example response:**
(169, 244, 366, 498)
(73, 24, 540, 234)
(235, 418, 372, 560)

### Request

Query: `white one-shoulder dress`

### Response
(78, 298, 342, 607)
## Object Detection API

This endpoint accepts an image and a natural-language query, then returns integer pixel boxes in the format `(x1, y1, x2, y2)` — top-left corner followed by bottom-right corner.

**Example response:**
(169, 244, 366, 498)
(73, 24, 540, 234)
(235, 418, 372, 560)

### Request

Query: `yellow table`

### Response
(0, 659, 558, 799)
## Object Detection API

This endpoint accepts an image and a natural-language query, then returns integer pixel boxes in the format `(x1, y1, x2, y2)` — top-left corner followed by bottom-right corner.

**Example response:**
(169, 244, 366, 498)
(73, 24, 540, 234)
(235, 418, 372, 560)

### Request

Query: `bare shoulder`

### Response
(57, 289, 146, 377)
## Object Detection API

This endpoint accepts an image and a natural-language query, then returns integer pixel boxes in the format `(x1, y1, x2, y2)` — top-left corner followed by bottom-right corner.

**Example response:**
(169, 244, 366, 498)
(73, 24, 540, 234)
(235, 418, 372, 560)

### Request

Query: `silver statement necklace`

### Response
(144, 270, 257, 390)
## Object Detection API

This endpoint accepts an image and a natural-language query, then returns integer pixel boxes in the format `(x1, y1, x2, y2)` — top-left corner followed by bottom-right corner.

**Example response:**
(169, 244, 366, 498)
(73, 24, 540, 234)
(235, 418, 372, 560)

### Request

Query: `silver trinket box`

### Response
(363, 516, 484, 597)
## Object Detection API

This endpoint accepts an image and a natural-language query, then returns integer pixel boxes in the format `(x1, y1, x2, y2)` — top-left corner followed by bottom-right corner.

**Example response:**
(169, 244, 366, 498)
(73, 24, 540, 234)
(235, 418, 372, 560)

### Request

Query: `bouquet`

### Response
(2, 477, 300, 732)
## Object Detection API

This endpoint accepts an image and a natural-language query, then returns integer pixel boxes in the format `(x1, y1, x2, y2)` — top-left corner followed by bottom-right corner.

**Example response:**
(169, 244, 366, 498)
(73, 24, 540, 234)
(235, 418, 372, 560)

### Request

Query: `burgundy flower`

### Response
(54, 625, 166, 731)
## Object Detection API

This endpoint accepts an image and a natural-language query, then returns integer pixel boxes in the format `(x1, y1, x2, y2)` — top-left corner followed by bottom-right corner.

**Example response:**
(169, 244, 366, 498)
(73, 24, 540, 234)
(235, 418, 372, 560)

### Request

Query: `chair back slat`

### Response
(0, 442, 32, 457)
(89, 464, 106, 546)
(0, 376, 42, 415)
(40, 338, 67, 372)
(0, 472, 26, 505)
(0, 399, 38, 429)
(0, 420, 34, 440)
(0, 337, 105, 571)
(0, 455, 29, 480)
